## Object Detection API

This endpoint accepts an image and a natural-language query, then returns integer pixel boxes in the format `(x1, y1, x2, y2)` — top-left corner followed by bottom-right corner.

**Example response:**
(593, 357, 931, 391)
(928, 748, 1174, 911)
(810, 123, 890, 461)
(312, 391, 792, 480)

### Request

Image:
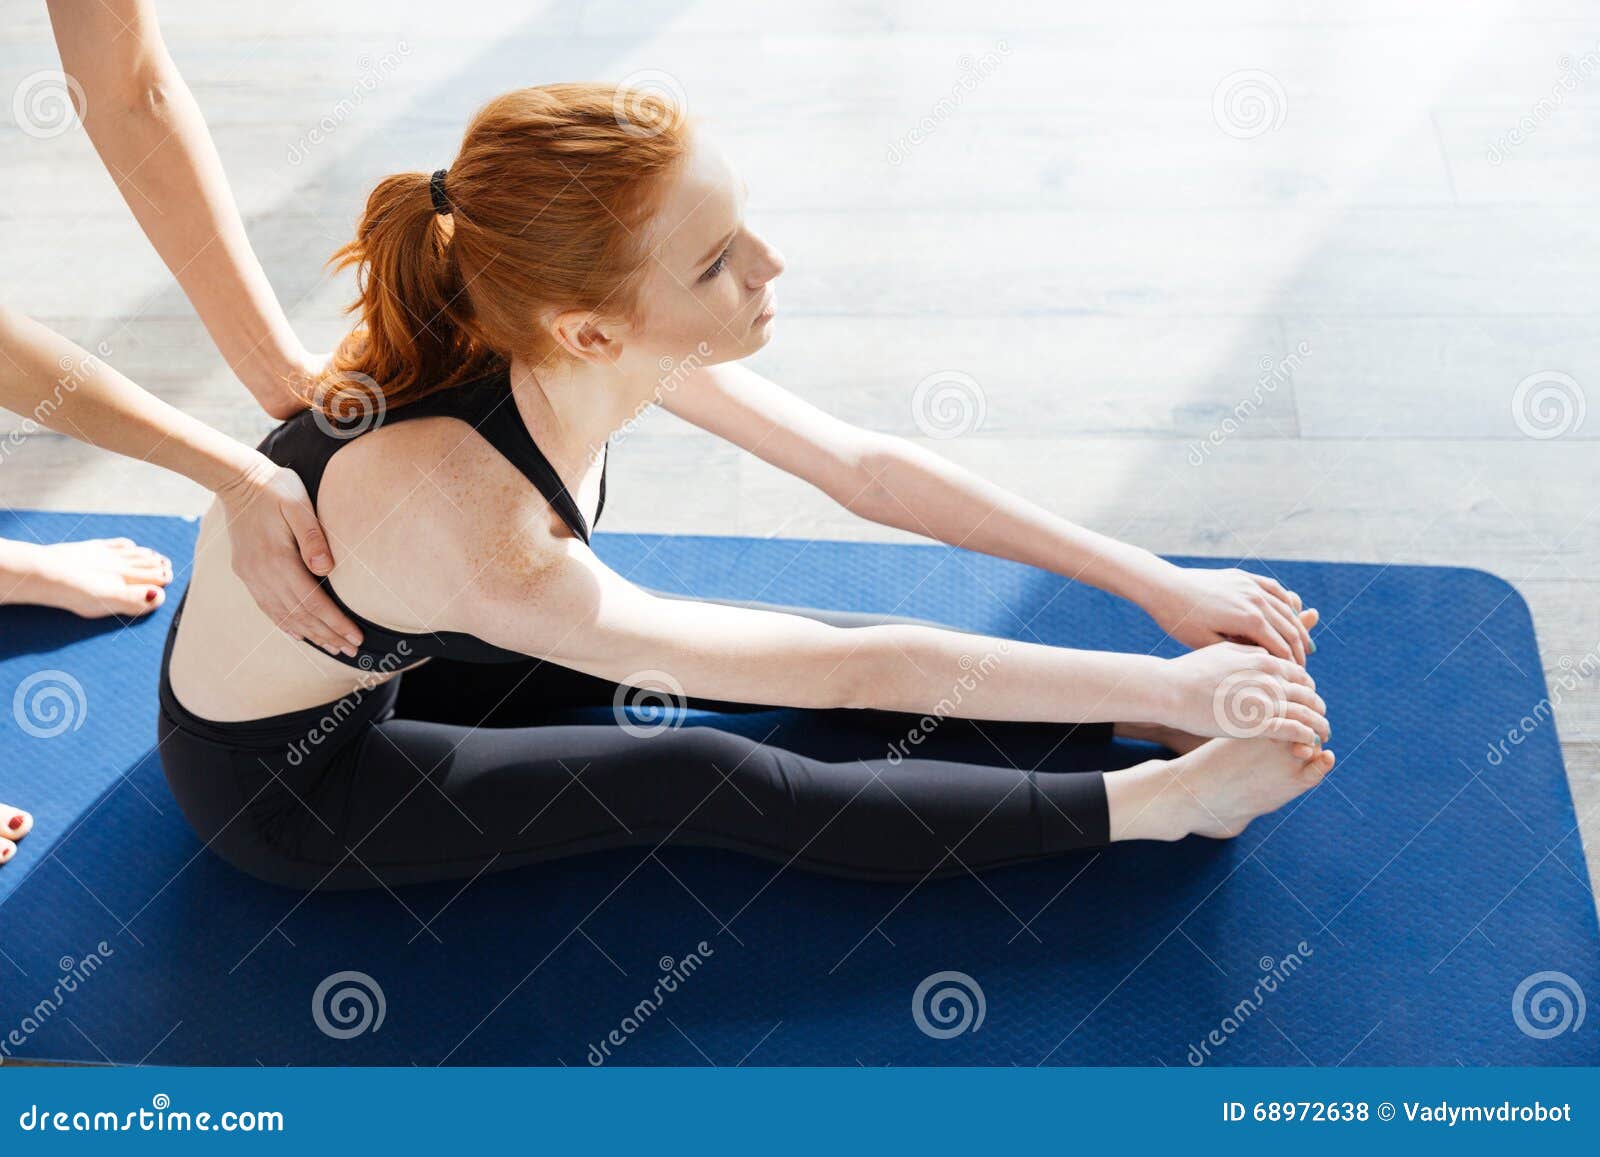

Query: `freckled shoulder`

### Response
(315, 415, 574, 633)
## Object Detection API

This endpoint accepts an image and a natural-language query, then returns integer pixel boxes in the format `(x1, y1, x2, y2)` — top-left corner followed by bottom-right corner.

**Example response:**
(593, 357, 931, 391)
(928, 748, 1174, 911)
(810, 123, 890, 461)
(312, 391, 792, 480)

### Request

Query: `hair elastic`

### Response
(429, 168, 452, 216)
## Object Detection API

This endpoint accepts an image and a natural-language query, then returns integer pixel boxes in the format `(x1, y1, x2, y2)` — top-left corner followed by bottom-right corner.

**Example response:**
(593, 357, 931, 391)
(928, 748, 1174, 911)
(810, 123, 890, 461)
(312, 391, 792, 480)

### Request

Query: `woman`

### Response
(2, 0, 366, 868)
(159, 83, 1334, 893)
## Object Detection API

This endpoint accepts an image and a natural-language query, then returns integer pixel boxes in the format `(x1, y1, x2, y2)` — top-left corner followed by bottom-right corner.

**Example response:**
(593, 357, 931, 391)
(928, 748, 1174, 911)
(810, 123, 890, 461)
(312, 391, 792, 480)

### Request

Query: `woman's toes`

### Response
(108, 586, 165, 616)
(1, 806, 31, 841)
(1302, 749, 1336, 780)
(121, 560, 172, 586)
(115, 545, 172, 578)
(0, 838, 16, 865)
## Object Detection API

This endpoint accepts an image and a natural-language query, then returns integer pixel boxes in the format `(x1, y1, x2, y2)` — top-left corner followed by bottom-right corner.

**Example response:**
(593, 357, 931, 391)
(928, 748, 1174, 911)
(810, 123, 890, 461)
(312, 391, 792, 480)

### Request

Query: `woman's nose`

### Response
(750, 243, 784, 287)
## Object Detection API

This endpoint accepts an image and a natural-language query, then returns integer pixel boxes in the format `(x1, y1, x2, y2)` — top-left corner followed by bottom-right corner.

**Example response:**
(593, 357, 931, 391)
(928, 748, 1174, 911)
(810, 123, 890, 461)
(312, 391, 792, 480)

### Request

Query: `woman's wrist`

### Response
(1136, 654, 1188, 730)
(1090, 651, 1185, 726)
(233, 342, 318, 418)
(1092, 541, 1182, 608)
(211, 446, 279, 509)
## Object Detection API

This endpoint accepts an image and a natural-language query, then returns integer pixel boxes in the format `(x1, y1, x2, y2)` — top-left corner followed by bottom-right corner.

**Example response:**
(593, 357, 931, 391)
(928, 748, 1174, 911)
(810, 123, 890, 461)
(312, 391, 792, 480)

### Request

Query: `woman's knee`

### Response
(197, 829, 338, 892)
(619, 723, 797, 812)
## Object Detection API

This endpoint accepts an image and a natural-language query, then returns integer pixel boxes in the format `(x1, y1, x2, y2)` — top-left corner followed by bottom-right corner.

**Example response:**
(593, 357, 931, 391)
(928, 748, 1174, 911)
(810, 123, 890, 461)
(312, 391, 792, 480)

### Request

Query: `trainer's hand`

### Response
(215, 455, 362, 657)
(1165, 641, 1329, 756)
(1146, 565, 1315, 665)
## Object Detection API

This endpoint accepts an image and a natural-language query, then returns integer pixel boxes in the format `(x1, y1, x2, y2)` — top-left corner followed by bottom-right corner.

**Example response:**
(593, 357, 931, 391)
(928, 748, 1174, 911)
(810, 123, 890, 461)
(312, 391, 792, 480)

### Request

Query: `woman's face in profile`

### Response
(627, 127, 785, 371)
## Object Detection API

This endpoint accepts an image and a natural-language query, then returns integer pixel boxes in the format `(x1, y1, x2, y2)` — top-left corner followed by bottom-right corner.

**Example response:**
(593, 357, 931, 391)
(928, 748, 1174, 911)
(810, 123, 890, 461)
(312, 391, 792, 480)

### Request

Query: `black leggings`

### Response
(156, 589, 1115, 892)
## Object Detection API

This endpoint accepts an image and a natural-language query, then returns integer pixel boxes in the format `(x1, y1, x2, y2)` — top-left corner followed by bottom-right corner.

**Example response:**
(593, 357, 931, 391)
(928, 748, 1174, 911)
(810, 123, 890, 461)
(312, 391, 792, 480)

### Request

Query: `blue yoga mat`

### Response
(0, 509, 1594, 1066)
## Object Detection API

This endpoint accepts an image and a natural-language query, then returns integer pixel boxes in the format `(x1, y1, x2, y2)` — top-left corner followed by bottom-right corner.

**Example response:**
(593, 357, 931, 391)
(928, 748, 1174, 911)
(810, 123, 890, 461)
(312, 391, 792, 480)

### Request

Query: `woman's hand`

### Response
(1163, 641, 1329, 756)
(214, 455, 363, 657)
(1144, 564, 1315, 665)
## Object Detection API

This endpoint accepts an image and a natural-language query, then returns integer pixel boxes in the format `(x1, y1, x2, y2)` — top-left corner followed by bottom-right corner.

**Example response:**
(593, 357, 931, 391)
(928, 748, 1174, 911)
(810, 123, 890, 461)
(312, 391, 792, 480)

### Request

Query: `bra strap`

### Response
(468, 381, 594, 544)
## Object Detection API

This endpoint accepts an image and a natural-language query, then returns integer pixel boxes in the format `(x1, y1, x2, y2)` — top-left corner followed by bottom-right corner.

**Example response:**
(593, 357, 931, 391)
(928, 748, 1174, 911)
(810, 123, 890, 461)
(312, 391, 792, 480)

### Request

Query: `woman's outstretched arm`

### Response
(840, 433, 1315, 663)
(0, 307, 360, 655)
(437, 516, 1329, 751)
(659, 361, 1315, 665)
(45, 0, 319, 417)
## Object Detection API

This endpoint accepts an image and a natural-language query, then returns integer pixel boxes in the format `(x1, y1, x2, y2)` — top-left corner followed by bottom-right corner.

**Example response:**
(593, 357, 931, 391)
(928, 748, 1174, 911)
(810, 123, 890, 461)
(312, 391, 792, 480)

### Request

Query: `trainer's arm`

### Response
(0, 308, 360, 654)
(451, 535, 1328, 745)
(45, 0, 318, 417)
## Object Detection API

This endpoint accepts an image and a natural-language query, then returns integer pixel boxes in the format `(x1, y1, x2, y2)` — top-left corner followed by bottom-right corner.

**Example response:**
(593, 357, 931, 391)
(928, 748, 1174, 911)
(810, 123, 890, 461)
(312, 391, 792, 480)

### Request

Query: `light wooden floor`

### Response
(2, 1, 1596, 908)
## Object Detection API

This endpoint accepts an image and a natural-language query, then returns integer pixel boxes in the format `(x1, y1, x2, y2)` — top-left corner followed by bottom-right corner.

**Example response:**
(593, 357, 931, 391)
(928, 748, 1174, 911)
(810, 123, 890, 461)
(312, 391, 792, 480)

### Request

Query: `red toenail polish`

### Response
(145, 589, 158, 603)
(6, 815, 21, 831)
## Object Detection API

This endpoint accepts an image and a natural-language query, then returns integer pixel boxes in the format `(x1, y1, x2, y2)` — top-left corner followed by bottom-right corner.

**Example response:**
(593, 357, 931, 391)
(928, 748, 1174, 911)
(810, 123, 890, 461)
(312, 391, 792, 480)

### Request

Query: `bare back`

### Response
(167, 412, 604, 722)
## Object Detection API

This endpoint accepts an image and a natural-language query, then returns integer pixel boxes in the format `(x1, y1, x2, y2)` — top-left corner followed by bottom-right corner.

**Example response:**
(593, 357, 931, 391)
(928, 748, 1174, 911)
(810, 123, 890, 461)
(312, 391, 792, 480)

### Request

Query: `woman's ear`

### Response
(548, 309, 620, 365)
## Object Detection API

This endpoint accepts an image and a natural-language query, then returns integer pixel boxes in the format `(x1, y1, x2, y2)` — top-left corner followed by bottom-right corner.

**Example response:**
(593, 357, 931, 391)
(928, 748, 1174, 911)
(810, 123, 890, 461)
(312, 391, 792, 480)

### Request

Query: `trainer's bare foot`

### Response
(0, 803, 32, 868)
(0, 536, 172, 617)
(1106, 736, 1336, 842)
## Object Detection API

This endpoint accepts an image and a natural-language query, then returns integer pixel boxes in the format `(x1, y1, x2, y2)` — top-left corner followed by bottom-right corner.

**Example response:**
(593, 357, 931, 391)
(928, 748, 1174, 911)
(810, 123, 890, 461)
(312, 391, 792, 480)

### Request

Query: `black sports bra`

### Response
(257, 364, 607, 670)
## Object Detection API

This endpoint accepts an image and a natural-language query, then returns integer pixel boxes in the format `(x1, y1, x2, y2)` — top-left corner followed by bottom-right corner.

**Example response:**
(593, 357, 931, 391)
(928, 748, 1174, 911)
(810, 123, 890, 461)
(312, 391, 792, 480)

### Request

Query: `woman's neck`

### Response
(508, 354, 651, 465)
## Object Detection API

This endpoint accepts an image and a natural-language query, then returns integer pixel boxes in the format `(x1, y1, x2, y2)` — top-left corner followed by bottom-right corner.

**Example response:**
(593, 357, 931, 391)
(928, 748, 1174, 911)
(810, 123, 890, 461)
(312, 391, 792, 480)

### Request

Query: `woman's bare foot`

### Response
(0, 803, 33, 867)
(1106, 736, 1336, 842)
(0, 536, 172, 617)
(1113, 721, 1209, 755)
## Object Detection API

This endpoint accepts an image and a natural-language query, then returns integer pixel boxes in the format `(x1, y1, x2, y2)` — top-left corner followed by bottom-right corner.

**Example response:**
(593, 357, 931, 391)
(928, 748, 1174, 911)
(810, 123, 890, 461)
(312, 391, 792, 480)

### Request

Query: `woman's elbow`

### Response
(79, 67, 180, 137)
(838, 432, 906, 519)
